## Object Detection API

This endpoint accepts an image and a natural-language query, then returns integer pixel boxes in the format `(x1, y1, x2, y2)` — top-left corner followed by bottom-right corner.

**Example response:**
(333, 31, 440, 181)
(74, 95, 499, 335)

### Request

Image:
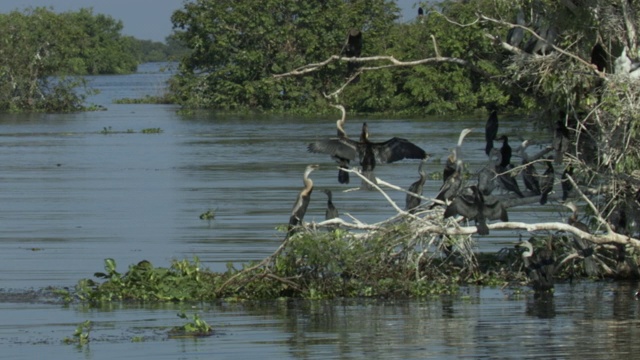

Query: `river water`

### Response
(0, 62, 638, 359)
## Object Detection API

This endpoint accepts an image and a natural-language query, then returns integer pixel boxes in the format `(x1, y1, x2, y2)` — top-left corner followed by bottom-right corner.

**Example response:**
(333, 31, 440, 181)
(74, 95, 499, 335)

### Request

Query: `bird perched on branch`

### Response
(539, 159, 555, 205)
(443, 185, 508, 235)
(506, 8, 525, 48)
(477, 148, 500, 196)
(309, 122, 427, 191)
(519, 140, 541, 196)
(561, 165, 574, 201)
(405, 157, 428, 213)
(323, 189, 338, 221)
(485, 108, 499, 156)
(553, 120, 569, 164)
(286, 164, 319, 238)
(444, 128, 473, 183)
(497, 135, 512, 168)
(343, 29, 362, 81)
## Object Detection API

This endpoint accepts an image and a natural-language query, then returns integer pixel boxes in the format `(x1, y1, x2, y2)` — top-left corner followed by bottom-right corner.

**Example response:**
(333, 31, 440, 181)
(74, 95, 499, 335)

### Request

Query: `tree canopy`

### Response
(169, 0, 400, 111)
(0, 6, 183, 112)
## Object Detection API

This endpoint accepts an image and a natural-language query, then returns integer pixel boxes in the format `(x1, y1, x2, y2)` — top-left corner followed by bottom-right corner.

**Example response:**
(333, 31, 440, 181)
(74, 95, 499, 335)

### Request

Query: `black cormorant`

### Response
(477, 148, 500, 196)
(539, 160, 554, 205)
(506, 8, 525, 48)
(444, 185, 508, 235)
(309, 122, 427, 191)
(433, 158, 463, 208)
(287, 164, 319, 237)
(524, 23, 557, 55)
(323, 189, 339, 220)
(561, 165, 574, 201)
(485, 109, 499, 156)
(497, 164, 525, 198)
(344, 29, 362, 80)
(520, 140, 541, 195)
(517, 238, 555, 292)
(497, 135, 512, 168)
(553, 120, 569, 164)
(405, 157, 428, 213)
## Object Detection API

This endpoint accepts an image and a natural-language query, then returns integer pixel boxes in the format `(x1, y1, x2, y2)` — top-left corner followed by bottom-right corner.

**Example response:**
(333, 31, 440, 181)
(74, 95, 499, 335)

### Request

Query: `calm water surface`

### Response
(0, 62, 638, 358)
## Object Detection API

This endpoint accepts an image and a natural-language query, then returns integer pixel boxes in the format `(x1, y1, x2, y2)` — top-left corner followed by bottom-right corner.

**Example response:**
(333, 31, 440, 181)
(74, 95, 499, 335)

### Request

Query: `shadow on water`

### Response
(1, 63, 639, 358)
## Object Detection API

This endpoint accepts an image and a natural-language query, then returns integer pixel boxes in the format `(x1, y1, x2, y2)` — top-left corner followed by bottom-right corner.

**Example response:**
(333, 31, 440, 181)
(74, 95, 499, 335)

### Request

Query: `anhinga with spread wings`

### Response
(308, 122, 427, 190)
(443, 185, 508, 235)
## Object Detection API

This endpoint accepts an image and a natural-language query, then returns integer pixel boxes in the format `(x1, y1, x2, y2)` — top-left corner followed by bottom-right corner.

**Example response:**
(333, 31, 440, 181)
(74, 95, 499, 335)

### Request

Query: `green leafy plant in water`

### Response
(199, 208, 216, 221)
(73, 257, 222, 303)
(63, 320, 91, 346)
(168, 312, 213, 338)
(141, 128, 163, 134)
(100, 126, 113, 134)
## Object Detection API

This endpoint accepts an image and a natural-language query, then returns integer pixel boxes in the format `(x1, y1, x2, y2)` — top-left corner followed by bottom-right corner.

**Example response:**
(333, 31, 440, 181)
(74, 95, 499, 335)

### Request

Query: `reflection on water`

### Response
(1, 63, 638, 358)
(1, 283, 640, 358)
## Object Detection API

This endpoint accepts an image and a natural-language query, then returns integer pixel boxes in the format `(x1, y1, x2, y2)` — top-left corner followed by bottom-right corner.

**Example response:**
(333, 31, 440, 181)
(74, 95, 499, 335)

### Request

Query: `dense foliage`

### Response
(169, 0, 400, 111)
(166, 0, 526, 114)
(0, 7, 186, 112)
(0, 7, 138, 111)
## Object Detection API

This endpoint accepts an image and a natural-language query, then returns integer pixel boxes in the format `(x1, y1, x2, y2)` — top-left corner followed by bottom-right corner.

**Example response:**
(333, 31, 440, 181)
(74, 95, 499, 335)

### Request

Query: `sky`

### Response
(0, 0, 422, 43)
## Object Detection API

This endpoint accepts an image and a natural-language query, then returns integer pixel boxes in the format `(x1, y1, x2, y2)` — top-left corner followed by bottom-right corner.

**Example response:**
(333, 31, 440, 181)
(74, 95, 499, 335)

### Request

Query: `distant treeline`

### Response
(0, 7, 187, 111)
(0, 7, 187, 76)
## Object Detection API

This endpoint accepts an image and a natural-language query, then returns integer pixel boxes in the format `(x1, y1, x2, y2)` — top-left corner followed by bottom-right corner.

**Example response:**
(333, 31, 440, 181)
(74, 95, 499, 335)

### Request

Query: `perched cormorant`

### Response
(444, 128, 473, 183)
(497, 164, 525, 198)
(524, 23, 557, 55)
(564, 202, 599, 277)
(433, 158, 463, 208)
(309, 122, 427, 191)
(520, 140, 541, 195)
(506, 8, 525, 48)
(444, 185, 508, 235)
(287, 164, 319, 237)
(497, 135, 512, 168)
(477, 148, 500, 196)
(561, 165, 574, 201)
(517, 238, 555, 292)
(553, 120, 569, 164)
(539, 160, 555, 205)
(344, 29, 363, 80)
(485, 109, 499, 156)
(323, 189, 339, 220)
(405, 157, 428, 213)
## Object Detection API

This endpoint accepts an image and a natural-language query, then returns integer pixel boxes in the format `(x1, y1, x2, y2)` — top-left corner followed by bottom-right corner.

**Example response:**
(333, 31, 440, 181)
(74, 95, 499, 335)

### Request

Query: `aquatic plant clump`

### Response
(61, 216, 611, 304)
